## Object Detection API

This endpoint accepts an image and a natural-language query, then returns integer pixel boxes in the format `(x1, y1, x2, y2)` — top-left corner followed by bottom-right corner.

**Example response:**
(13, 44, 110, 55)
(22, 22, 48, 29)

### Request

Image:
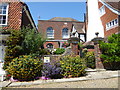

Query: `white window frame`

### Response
(106, 18, 118, 31)
(0, 3, 9, 26)
(46, 27, 54, 39)
(62, 28, 69, 39)
(99, 5, 106, 17)
(80, 34, 85, 42)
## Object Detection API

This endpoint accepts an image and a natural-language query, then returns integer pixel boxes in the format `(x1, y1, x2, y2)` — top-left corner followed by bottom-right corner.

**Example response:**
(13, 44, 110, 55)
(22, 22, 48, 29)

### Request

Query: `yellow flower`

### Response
(66, 67, 69, 68)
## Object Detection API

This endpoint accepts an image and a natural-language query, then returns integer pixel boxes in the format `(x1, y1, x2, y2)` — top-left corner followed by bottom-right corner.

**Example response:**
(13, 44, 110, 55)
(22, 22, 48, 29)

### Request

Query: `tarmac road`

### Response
(10, 77, 118, 88)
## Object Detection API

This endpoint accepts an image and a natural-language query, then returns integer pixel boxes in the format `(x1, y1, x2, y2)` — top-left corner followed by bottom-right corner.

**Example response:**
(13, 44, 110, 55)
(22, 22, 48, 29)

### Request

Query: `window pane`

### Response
(0, 9, 2, 14)
(3, 10, 6, 14)
(0, 16, 2, 20)
(2, 19, 6, 24)
(112, 21, 114, 26)
(3, 6, 7, 9)
(0, 6, 2, 9)
(3, 16, 6, 19)
(0, 20, 1, 23)
(115, 19, 118, 24)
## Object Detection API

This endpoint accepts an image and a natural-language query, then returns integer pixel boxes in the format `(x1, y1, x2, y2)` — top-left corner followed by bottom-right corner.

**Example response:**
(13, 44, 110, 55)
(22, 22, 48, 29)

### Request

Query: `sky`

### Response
(26, 2, 86, 26)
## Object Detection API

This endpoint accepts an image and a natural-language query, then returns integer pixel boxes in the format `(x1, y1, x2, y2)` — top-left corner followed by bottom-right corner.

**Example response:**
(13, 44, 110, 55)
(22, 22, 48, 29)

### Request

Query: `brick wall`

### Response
(2, 2, 23, 30)
(38, 20, 83, 48)
(2, 2, 35, 30)
(38, 20, 74, 40)
(98, 2, 119, 37)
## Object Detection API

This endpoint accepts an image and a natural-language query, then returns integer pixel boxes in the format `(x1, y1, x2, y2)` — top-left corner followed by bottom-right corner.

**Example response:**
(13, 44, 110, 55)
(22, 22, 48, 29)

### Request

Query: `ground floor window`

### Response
(46, 43, 53, 49)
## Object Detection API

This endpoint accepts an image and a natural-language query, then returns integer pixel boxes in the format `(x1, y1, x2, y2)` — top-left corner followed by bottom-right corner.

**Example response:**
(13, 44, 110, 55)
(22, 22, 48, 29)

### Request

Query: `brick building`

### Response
(0, 1, 36, 61)
(38, 17, 86, 49)
(86, 0, 120, 41)
(0, 1, 36, 30)
(98, 0, 120, 37)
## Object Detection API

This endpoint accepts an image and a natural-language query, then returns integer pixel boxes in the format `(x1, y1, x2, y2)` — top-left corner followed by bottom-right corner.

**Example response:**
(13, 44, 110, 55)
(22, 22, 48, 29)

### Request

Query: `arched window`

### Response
(62, 28, 69, 38)
(46, 43, 53, 49)
(46, 27, 54, 38)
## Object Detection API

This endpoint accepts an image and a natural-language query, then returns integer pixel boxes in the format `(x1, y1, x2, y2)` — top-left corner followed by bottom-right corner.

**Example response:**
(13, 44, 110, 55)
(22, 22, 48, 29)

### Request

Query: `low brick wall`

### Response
(42, 55, 61, 64)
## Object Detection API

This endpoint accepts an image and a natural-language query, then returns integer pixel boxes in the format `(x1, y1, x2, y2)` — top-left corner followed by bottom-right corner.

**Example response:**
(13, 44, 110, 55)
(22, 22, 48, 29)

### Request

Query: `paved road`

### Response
(11, 77, 118, 88)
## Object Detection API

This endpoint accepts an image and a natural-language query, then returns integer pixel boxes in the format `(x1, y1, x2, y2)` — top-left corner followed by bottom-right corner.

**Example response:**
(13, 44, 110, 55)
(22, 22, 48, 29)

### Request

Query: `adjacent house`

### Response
(0, 1, 36, 61)
(86, 0, 120, 41)
(0, 1, 36, 30)
(38, 17, 86, 49)
(98, 0, 120, 37)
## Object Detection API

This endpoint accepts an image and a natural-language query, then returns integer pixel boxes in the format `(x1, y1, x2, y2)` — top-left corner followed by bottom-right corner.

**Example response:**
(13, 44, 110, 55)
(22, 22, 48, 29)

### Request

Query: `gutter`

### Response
(99, 0, 120, 15)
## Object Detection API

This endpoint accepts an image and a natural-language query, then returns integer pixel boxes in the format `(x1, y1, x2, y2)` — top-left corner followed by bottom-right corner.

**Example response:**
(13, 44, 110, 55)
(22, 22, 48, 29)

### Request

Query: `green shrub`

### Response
(5, 55, 43, 81)
(60, 55, 86, 78)
(54, 48, 65, 55)
(99, 34, 120, 69)
(4, 30, 23, 69)
(4, 27, 45, 69)
(84, 52, 95, 69)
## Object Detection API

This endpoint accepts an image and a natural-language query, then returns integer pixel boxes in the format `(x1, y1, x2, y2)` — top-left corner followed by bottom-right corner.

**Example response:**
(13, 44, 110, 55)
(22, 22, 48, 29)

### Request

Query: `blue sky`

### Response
(26, 2, 86, 26)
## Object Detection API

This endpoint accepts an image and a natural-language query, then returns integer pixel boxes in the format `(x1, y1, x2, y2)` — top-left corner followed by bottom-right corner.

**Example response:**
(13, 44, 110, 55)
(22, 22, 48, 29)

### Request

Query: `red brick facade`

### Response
(98, 1, 119, 37)
(38, 19, 84, 49)
(1, 2, 36, 30)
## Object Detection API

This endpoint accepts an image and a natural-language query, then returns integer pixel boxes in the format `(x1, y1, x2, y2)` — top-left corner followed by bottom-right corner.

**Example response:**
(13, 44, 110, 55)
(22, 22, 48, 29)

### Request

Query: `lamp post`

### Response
(92, 32, 104, 70)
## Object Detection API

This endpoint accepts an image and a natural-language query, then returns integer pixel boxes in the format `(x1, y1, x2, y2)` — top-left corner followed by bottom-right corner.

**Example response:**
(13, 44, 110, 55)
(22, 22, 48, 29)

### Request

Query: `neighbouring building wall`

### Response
(2, 2, 23, 30)
(38, 20, 73, 40)
(1, 2, 36, 30)
(98, 1, 119, 37)
(38, 19, 85, 49)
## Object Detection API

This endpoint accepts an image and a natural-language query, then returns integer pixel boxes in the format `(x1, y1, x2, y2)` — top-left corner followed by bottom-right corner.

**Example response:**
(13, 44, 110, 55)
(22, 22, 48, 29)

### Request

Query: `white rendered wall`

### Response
(87, 0, 104, 41)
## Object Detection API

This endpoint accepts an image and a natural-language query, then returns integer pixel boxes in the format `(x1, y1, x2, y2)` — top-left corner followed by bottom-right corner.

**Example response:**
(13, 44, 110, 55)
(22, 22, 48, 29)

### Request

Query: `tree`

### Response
(4, 27, 45, 69)
(21, 28, 45, 55)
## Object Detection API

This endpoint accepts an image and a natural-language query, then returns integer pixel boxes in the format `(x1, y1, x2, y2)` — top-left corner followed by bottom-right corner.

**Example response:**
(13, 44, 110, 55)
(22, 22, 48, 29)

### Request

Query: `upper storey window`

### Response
(106, 19, 118, 30)
(62, 28, 69, 39)
(46, 27, 54, 38)
(0, 3, 8, 25)
(99, 5, 106, 16)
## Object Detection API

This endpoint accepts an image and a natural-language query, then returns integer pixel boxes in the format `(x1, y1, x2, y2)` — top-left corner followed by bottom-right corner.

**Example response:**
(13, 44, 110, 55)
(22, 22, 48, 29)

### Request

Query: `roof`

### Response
(100, 0, 120, 12)
(105, 2, 119, 11)
(73, 23, 85, 33)
(49, 17, 78, 22)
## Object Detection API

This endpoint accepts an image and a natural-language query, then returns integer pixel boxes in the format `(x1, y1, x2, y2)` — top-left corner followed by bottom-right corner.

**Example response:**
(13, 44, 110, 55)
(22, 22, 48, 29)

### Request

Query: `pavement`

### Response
(0, 69, 119, 88)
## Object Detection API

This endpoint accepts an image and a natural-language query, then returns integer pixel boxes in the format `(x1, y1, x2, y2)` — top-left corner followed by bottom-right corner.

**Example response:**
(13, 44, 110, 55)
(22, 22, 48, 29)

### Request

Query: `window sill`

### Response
(106, 25, 118, 31)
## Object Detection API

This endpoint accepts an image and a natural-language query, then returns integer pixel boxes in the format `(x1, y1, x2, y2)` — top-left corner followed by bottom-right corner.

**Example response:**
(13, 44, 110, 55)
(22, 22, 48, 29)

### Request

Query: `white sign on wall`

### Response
(44, 57, 50, 63)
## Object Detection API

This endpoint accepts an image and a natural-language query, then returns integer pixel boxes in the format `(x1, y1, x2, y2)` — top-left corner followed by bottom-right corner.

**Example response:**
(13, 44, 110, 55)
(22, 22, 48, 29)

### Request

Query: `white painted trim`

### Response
(0, 3, 9, 26)
(99, 0, 120, 15)
(99, 5, 106, 17)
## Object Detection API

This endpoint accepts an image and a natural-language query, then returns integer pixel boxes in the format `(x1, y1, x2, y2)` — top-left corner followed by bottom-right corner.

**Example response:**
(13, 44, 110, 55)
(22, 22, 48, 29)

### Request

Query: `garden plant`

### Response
(60, 55, 86, 78)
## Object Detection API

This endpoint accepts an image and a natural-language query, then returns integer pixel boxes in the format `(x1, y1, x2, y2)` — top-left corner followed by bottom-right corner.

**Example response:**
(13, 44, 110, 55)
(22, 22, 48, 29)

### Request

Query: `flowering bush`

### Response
(42, 63, 62, 79)
(5, 55, 43, 81)
(84, 52, 95, 69)
(60, 55, 86, 78)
